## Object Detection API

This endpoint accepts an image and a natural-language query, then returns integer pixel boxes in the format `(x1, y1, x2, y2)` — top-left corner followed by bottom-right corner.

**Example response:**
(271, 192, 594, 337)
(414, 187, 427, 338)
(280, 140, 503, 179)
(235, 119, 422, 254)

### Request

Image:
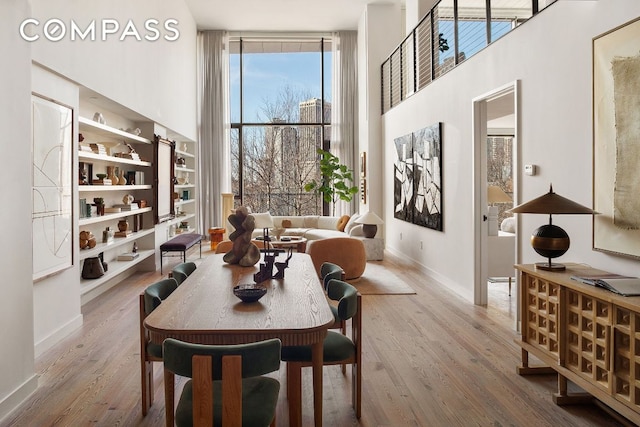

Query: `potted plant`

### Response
(304, 149, 358, 216)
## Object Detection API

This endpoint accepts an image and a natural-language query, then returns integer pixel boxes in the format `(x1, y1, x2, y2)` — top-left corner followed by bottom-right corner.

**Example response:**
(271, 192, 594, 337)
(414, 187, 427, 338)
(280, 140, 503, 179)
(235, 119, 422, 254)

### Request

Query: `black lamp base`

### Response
(535, 262, 566, 271)
(362, 224, 377, 238)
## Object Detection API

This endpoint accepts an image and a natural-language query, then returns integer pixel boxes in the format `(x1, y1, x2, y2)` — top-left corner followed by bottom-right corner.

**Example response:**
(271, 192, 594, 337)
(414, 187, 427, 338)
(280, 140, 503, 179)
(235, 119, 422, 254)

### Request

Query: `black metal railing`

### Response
(381, 0, 556, 114)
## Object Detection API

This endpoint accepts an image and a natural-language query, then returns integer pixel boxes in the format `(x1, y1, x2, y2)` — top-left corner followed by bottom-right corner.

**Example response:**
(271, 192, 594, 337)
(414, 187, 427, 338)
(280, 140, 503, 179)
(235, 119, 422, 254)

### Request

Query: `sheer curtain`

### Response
(197, 31, 230, 232)
(331, 31, 358, 216)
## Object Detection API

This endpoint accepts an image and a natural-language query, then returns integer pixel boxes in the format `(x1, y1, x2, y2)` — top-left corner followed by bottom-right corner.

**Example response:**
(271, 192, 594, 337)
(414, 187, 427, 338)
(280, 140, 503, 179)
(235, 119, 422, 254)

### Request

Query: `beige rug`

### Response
(350, 261, 417, 295)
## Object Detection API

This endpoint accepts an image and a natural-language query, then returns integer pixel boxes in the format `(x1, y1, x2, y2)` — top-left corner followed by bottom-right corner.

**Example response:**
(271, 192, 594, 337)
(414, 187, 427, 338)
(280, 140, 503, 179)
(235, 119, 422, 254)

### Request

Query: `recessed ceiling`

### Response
(184, 0, 403, 32)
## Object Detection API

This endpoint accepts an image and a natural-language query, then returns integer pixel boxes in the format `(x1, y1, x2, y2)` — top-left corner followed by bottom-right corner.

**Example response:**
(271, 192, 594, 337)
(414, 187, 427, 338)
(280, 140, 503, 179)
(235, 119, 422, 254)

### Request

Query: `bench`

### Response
(159, 233, 202, 274)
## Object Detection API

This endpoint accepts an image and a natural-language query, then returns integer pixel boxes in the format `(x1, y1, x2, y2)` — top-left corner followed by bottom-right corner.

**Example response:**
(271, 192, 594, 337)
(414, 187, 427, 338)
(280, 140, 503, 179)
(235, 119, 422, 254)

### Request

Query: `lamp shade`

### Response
(355, 211, 384, 225)
(508, 184, 597, 215)
(487, 185, 512, 204)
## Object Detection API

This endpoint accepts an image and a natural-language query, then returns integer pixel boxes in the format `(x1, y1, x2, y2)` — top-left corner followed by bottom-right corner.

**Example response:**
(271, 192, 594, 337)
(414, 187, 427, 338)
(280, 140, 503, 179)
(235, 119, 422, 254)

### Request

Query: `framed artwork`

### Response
(360, 151, 367, 178)
(394, 133, 414, 223)
(593, 17, 640, 258)
(393, 122, 443, 231)
(154, 135, 176, 223)
(32, 94, 74, 281)
(412, 123, 443, 231)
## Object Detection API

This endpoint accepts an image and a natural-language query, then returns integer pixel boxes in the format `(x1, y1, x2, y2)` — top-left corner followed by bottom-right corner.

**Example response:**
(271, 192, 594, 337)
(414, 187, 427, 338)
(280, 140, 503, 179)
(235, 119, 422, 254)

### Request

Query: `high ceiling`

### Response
(184, 0, 404, 32)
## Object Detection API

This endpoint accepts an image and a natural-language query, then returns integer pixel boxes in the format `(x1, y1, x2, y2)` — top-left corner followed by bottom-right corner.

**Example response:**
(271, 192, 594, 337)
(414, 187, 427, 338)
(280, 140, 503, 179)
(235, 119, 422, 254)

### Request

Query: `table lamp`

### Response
(508, 184, 598, 271)
(487, 185, 512, 236)
(355, 211, 384, 238)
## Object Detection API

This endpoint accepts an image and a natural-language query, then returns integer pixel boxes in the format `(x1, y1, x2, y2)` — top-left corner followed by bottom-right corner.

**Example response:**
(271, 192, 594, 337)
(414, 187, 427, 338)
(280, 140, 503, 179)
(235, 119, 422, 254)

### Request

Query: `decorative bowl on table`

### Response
(233, 284, 267, 303)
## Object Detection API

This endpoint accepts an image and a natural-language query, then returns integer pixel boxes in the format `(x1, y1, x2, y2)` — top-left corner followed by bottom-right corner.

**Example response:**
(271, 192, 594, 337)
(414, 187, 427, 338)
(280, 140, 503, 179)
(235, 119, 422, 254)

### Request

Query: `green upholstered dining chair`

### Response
(139, 277, 178, 416)
(281, 279, 362, 424)
(320, 262, 348, 336)
(171, 261, 197, 285)
(162, 338, 281, 427)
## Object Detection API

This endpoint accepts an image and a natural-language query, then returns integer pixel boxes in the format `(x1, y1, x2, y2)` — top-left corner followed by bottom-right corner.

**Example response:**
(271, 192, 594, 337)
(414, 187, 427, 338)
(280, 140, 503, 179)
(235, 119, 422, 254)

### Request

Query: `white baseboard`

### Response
(0, 374, 38, 424)
(34, 314, 83, 358)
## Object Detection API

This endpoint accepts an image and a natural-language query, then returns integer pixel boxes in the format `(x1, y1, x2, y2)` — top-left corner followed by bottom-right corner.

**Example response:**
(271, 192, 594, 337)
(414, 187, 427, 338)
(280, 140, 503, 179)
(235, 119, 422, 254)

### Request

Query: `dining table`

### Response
(144, 252, 334, 427)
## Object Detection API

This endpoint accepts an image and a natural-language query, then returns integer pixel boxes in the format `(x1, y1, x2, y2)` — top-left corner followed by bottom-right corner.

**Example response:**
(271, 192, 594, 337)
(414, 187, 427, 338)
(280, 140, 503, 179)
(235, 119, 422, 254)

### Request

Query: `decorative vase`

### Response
(107, 166, 118, 184)
(96, 204, 105, 216)
(118, 219, 129, 232)
(119, 170, 127, 185)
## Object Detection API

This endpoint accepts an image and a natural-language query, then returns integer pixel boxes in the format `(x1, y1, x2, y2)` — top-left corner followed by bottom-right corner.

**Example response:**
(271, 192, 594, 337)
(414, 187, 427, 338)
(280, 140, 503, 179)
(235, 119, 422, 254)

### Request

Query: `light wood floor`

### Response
(2, 250, 626, 426)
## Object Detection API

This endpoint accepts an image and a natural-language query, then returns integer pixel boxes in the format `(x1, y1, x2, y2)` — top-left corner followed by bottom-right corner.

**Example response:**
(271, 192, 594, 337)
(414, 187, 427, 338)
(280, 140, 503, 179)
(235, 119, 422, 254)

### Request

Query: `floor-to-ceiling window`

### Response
(230, 37, 332, 215)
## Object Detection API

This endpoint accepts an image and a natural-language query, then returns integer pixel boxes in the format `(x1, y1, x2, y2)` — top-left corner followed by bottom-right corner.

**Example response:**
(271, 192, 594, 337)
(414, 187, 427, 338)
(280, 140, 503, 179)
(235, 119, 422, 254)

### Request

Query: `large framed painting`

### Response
(32, 94, 74, 281)
(593, 17, 640, 258)
(412, 123, 443, 231)
(393, 122, 443, 231)
(394, 133, 414, 223)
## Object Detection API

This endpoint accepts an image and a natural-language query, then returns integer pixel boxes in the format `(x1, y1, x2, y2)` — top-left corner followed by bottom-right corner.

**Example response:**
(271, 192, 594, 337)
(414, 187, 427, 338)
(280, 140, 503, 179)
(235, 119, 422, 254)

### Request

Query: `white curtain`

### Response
(197, 31, 230, 232)
(331, 31, 359, 217)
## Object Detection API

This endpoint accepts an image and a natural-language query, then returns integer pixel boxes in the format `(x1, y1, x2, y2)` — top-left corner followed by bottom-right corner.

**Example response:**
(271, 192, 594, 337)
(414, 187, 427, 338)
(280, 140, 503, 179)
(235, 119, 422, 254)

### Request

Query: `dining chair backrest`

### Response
(143, 278, 178, 315)
(326, 278, 358, 321)
(163, 338, 282, 427)
(320, 262, 345, 290)
(171, 261, 197, 285)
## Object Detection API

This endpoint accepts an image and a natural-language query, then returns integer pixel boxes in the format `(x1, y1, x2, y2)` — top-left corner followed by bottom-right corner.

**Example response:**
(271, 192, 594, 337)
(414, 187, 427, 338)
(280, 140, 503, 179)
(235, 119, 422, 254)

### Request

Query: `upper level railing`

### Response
(381, 0, 557, 114)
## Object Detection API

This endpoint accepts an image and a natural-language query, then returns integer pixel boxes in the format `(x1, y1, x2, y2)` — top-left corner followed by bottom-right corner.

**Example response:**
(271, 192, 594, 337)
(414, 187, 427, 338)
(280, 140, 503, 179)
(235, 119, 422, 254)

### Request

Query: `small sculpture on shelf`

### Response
(93, 197, 105, 216)
(223, 206, 260, 267)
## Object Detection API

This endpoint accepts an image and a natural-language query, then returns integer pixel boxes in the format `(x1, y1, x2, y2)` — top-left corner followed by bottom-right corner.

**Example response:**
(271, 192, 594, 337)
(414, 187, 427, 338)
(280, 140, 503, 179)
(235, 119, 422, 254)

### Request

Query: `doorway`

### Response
(472, 81, 519, 313)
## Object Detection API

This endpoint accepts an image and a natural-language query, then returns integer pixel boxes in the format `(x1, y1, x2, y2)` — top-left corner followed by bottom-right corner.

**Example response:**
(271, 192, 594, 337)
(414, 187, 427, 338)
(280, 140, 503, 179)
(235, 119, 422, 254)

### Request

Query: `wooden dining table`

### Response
(144, 252, 334, 427)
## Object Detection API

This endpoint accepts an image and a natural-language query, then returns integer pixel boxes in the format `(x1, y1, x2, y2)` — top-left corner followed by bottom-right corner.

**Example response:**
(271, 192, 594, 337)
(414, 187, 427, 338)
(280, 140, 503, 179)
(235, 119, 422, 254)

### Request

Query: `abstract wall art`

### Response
(393, 122, 443, 231)
(593, 17, 640, 258)
(32, 95, 73, 281)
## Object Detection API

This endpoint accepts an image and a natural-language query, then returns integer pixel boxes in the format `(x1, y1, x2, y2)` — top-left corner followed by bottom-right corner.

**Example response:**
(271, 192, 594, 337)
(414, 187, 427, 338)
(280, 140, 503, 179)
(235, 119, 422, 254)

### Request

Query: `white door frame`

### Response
(472, 80, 520, 307)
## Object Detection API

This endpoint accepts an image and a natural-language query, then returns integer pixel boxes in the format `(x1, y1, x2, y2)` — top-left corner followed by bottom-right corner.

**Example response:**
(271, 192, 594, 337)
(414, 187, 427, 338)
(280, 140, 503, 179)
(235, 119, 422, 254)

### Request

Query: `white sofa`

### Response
(249, 212, 362, 241)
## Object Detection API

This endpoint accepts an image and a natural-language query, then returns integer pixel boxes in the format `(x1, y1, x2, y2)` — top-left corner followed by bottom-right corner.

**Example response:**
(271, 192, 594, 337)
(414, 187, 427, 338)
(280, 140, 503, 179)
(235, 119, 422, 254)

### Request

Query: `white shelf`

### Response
(80, 249, 154, 295)
(78, 228, 155, 260)
(175, 149, 195, 159)
(175, 199, 195, 207)
(79, 207, 152, 226)
(168, 213, 195, 225)
(175, 184, 195, 190)
(174, 166, 195, 173)
(79, 116, 152, 145)
(78, 151, 152, 167)
(79, 185, 152, 192)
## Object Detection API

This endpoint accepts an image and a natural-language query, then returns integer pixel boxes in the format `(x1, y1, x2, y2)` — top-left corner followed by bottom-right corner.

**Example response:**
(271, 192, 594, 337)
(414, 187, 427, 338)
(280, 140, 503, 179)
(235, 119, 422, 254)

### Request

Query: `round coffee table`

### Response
(253, 237, 308, 252)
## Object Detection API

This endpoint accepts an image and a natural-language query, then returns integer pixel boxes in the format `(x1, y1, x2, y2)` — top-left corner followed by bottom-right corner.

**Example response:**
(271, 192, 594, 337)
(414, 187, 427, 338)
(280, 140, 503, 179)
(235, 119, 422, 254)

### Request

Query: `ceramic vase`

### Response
(119, 170, 127, 185)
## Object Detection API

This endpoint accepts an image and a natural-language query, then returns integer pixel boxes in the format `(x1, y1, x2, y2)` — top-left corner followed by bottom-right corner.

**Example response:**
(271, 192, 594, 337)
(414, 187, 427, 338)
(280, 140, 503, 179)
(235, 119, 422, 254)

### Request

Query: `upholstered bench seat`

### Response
(159, 233, 202, 273)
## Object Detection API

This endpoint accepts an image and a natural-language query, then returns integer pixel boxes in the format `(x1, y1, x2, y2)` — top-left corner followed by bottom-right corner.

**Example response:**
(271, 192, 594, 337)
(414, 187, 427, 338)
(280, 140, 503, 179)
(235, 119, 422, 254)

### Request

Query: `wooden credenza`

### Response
(516, 263, 640, 424)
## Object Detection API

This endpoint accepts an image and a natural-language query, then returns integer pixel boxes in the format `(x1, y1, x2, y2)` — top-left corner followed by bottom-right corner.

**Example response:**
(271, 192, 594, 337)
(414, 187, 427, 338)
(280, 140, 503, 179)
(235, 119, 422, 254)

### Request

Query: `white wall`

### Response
(0, 0, 39, 421)
(381, 1, 640, 302)
(29, 0, 198, 141)
(358, 4, 403, 218)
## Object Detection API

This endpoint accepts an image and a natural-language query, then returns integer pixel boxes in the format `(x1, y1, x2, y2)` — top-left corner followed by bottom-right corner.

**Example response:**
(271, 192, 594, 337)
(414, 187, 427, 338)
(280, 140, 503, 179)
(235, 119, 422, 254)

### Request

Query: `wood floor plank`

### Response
(0, 250, 626, 426)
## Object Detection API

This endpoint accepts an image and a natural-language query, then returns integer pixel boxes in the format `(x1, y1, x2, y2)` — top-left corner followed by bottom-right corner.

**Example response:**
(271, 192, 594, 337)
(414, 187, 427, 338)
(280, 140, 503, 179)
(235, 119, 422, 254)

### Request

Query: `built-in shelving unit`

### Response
(78, 115, 156, 301)
(170, 138, 198, 234)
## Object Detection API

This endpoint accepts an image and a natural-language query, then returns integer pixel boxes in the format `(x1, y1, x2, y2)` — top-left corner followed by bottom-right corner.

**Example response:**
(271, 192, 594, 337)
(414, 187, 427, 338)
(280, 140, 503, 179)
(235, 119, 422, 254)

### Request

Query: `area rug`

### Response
(350, 261, 417, 295)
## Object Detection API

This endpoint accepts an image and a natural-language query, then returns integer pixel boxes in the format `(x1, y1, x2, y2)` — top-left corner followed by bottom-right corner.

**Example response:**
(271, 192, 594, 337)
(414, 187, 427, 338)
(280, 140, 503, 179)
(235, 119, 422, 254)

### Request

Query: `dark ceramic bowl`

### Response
(233, 284, 267, 303)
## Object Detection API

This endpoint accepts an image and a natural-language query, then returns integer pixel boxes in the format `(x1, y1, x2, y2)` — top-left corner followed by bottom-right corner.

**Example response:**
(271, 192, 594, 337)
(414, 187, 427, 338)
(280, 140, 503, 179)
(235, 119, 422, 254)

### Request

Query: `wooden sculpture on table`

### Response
(223, 206, 261, 267)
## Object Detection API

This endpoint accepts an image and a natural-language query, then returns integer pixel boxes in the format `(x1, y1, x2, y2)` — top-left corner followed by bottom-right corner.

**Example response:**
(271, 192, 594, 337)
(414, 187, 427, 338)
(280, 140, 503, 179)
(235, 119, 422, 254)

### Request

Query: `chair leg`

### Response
(164, 369, 175, 427)
(287, 362, 302, 427)
(270, 416, 276, 427)
(353, 360, 361, 419)
(141, 359, 153, 416)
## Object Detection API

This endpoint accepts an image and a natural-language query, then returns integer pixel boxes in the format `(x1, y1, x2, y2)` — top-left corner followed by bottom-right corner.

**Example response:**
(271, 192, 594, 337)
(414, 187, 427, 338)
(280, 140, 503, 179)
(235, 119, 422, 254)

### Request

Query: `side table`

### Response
(354, 236, 384, 261)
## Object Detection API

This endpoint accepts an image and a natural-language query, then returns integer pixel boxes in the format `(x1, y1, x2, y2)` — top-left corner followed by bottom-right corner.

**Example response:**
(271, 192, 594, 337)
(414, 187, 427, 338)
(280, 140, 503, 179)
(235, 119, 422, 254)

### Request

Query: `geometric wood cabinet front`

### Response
(612, 306, 640, 409)
(522, 272, 560, 359)
(564, 289, 612, 393)
(516, 264, 640, 425)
